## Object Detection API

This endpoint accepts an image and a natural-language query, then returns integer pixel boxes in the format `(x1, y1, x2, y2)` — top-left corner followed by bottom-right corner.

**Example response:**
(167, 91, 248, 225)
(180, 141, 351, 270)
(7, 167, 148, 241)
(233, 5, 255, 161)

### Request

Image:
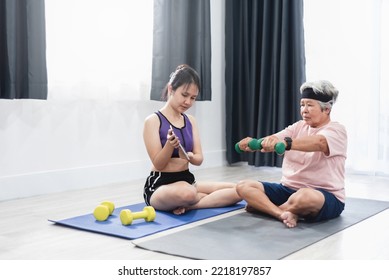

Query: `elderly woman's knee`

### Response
(236, 180, 261, 197)
(291, 188, 324, 206)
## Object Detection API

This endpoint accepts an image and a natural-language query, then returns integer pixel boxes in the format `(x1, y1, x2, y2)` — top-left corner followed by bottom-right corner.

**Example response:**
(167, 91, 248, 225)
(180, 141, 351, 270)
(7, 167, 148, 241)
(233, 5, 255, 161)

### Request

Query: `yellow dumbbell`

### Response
(93, 201, 115, 221)
(120, 206, 156, 225)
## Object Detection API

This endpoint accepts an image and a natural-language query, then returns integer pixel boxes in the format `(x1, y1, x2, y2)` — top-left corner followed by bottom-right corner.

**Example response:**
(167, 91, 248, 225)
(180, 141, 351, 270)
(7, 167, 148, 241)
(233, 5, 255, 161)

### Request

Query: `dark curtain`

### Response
(225, 0, 306, 167)
(150, 0, 211, 101)
(0, 0, 47, 100)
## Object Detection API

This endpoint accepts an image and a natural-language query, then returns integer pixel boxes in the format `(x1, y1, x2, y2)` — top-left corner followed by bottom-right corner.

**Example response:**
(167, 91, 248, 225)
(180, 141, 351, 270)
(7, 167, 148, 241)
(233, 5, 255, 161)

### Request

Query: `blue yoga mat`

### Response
(49, 202, 245, 240)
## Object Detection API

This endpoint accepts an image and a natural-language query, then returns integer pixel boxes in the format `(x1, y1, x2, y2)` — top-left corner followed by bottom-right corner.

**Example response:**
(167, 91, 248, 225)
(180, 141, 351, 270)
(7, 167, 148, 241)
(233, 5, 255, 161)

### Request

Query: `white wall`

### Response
(0, 0, 227, 201)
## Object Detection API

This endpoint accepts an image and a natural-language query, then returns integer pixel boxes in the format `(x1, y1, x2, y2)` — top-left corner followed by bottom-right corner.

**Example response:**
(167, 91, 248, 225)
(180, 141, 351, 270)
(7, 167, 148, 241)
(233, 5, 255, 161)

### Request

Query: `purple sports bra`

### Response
(155, 111, 194, 158)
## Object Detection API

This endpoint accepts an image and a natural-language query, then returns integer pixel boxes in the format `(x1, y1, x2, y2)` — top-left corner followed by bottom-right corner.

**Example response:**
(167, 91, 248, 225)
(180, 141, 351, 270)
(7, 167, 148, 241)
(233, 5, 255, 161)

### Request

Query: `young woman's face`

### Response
(300, 98, 329, 127)
(170, 83, 198, 112)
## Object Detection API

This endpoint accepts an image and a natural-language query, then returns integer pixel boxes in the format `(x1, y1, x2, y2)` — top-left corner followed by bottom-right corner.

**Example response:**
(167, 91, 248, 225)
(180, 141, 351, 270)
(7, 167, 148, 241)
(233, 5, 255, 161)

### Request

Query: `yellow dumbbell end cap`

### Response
(144, 206, 156, 222)
(120, 209, 133, 226)
(101, 201, 115, 215)
(93, 205, 110, 221)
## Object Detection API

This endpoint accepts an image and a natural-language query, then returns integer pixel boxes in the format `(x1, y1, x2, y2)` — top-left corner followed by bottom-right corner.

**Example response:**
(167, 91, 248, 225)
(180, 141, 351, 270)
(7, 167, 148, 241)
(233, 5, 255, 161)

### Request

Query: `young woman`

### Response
(143, 64, 241, 215)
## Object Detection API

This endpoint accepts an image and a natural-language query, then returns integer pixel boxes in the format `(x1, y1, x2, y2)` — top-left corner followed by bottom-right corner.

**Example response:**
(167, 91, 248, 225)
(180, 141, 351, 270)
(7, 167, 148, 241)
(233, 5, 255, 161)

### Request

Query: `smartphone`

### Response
(170, 125, 190, 160)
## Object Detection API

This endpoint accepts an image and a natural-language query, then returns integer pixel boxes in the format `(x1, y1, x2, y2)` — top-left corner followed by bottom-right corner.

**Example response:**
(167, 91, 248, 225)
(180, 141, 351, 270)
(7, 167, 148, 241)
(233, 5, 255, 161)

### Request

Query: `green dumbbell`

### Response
(249, 138, 286, 155)
(93, 201, 115, 221)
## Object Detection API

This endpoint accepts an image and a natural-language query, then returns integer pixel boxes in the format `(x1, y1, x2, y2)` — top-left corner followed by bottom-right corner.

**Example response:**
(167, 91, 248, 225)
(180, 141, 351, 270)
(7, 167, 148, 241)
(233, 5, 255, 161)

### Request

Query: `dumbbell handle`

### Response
(132, 211, 148, 219)
(235, 138, 285, 155)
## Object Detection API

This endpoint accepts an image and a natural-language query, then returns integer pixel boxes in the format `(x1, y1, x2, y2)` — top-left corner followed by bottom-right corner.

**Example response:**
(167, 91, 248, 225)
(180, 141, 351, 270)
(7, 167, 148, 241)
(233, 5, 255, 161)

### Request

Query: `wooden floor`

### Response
(1, 164, 389, 260)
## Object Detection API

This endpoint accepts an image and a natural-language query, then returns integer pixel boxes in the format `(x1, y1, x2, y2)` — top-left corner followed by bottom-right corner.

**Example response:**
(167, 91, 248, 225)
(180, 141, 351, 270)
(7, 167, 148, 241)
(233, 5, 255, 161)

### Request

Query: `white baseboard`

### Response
(0, 150, 226, 202)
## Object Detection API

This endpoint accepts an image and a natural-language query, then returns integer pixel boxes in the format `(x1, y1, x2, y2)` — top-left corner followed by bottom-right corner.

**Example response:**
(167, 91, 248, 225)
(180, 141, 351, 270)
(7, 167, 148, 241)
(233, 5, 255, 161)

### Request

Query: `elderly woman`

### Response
(236, 80, 347, 228)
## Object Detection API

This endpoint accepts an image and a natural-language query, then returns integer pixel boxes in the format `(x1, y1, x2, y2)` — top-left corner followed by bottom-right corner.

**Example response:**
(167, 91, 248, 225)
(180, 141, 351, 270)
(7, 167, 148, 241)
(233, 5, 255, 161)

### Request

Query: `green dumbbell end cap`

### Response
(235, 142, 243, 153)
(93, 205, 109, 221)
(248, 138, 262, 150)
(275, 142, 286, 155)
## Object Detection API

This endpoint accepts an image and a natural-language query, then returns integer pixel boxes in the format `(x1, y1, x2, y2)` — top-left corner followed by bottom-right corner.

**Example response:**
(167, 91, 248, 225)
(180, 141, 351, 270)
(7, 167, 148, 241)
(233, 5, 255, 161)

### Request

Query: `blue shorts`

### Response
(262, 182, 345, 223)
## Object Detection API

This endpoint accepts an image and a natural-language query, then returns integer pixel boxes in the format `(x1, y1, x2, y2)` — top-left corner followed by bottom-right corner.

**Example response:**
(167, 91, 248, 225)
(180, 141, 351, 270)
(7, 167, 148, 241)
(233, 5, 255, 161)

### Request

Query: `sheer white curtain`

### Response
(378, 0, 389, 173)
(304, 0, 389, 175)
(45, 0, 153, 100)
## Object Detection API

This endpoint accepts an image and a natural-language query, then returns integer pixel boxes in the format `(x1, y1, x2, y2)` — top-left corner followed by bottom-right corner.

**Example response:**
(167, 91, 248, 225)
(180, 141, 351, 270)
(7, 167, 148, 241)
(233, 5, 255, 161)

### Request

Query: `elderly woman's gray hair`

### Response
(300, 80, 339, 111)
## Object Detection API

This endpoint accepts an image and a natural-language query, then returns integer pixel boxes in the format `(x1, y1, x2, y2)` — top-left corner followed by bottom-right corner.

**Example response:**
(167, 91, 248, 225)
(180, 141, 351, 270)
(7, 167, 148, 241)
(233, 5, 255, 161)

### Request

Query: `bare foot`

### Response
(172, 207, 187, 215)
(280, 211, 298, 228)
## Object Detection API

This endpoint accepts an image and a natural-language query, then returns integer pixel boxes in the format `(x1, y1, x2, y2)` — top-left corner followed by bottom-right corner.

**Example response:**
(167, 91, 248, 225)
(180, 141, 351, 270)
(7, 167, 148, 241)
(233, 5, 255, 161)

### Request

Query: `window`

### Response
(45, 0, 153, 100)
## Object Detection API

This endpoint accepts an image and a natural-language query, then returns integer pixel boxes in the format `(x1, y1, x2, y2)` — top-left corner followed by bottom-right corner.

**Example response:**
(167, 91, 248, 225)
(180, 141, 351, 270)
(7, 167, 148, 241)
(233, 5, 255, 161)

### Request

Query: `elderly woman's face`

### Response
(300, 98, 329, 128)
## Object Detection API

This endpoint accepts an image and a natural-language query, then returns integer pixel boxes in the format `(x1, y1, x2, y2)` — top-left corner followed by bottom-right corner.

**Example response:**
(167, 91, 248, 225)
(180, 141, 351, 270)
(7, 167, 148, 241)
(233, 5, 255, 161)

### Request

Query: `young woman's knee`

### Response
(178, 187, 198, 204)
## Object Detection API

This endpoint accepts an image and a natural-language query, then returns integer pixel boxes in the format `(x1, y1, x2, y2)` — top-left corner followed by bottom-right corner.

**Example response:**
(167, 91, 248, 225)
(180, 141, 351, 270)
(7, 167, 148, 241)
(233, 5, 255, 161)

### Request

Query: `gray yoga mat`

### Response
(133, 197, 389, 259)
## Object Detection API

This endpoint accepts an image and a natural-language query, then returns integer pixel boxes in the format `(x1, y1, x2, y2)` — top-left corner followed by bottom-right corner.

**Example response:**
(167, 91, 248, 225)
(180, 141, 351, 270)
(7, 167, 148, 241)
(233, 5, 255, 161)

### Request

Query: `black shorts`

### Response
(143, 170, 196, 205)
